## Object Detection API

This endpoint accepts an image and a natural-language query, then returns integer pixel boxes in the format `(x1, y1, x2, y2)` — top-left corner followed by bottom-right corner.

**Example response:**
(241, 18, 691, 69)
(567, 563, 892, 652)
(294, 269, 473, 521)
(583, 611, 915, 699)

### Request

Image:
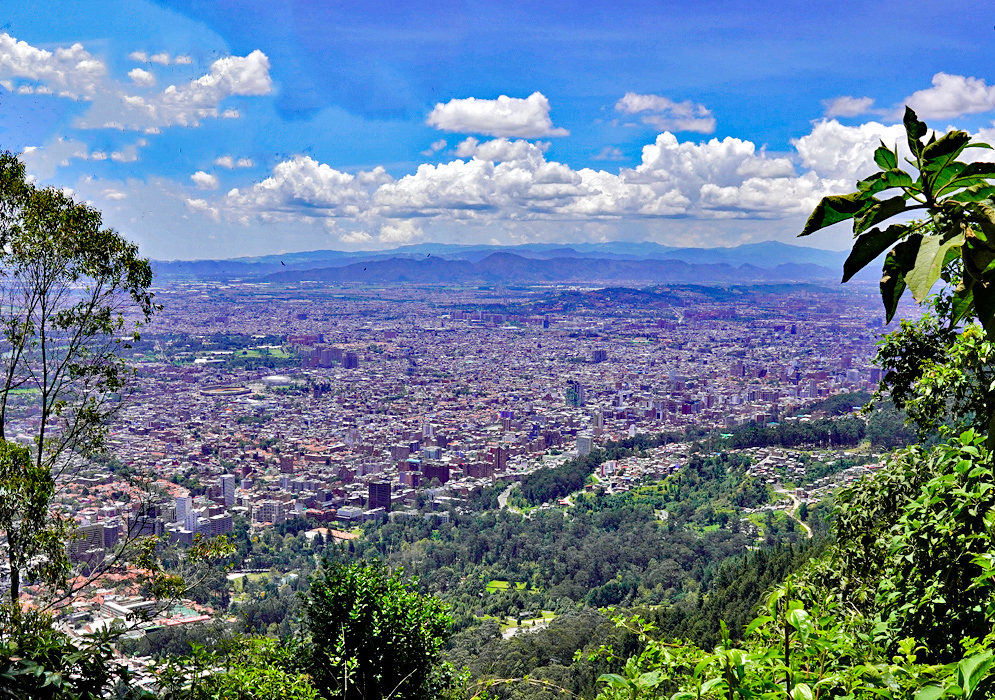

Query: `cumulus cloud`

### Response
(792, 119, 907, 182)
(214, 155, 256, 169)
(128, 68, 155, 87)
(379, 220, 422, 243)
(904, 73, 995, 120)
(0, 33, 272, 132)
(191, 171, 219, 190)
(822, 96, 876, 118)
(0, 32, 106, 99)
(225, 156, 390, 219)
(426, 92, 569, 138)
(185, 197, 220, 221)
(174, 55, 193, 65)
(339, 230, 374, 244)
(80, 49, 272, 129)
(615, 93, 716, 134)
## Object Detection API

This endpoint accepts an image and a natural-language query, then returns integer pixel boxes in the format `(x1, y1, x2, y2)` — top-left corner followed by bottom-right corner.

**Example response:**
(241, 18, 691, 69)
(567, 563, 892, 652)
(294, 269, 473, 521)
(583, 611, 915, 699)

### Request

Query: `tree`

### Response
(0, 151, 157, 606)
(300, 561, 456, 700)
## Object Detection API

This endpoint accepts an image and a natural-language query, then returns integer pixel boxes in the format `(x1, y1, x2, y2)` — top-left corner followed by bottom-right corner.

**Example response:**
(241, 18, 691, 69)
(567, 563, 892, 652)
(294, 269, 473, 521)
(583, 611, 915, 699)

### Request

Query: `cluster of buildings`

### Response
(0, 279, 914, 612)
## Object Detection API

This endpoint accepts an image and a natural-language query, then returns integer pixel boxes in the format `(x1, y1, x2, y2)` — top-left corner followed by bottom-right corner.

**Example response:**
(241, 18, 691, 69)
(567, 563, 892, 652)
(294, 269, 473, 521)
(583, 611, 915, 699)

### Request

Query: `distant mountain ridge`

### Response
(154, 241, 855, 283)
(260, 251, 841, 285)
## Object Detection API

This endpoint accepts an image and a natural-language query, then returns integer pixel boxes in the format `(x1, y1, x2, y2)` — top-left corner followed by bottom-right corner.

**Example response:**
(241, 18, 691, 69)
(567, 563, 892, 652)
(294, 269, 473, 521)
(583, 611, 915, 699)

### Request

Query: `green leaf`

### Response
(858, 169, 916, 195)
(906, 233, 965, 302)
(598, 673, 629, 690)
(948, 184, 995, 204)
(914, 686, 946, 700)
(843, 224, 909, 282)
(744, 615, 773, 637)
(800, 193, 867, 237)
(874, 141, 898, 171)
(880, 235, 922, 323)
(923, 131, 972, 175)
(855, 196, 908, 235)
(905, 107, 928, 155)
(958, 649, 995, 699)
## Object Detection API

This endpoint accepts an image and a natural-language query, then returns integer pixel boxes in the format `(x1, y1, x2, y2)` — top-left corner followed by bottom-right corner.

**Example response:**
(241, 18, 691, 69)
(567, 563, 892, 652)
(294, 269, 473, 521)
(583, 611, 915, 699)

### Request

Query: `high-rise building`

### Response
(175, 496, 191, 524)
(577, 433, 594, 457)
(591, 349, 608, 363)
(220, 474, 235, 506)
(368, 481, 392, 512)
(343, 351, 359, 369)
(490, 445, 509, 472)
(566, 380, 585, 407)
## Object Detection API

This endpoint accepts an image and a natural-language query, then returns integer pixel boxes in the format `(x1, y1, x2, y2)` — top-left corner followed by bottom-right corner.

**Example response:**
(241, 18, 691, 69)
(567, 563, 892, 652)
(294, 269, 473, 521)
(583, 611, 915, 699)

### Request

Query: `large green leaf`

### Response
(842, 224, 909, 282)
(906, 233, 965, 302)
(880, 235, 922, 323)
(922, 130, 971, 175)
(857, 169, 915, 196)
(947, 184, 995, 204)
(904, 107, 928, 156)
(800, 193, 867, 236)
(855, 195, 908, 235)
(874, 141, 898, 171)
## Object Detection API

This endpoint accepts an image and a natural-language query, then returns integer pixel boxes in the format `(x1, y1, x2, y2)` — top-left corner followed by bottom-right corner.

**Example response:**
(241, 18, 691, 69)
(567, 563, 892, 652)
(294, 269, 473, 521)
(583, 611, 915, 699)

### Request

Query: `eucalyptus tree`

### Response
(0, 151, 157, 605)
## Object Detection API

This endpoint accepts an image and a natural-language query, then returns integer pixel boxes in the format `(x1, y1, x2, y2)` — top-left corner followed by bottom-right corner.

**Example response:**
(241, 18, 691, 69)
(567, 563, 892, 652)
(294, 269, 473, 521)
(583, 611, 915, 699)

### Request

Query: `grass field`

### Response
(485, 579, 527, 594)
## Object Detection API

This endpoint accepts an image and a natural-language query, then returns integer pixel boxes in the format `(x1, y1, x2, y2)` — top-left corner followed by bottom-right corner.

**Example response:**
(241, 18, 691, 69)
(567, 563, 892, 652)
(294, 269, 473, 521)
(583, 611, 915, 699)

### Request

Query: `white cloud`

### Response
(110, 142, 142, 162)
(421, 139, 448, 156)
(792, 119, 907, 182)
(191, 171, 219, 190)
(102, 189, 127, 200)
(339, 230, 374, 244)
(0, 33, 106, 99)
(593, 146, 625, 161)
(426, 92, 569, 138)
(0, 34, 272, 132)
(215, 155, 255, 168)
(128, 51, 148, 63)
(379, 220, 422, 243)
(225, 156, 388, 218)
(185, 197, 220, 221)
(904, 73, 995, 120)
(89, 49, 271, 129)
(614, 93, 716, 134)
(128, 68, 155, 87)
(174, 55, 193, 65)
(822, 96, 876, 118)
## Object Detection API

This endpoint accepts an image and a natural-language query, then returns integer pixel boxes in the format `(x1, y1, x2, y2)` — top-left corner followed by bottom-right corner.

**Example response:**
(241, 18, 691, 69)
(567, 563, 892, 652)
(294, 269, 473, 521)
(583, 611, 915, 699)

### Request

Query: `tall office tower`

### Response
(219, 474, 236, 506)
(368, 480, 393, 512)
(343, 351, 360, 369)
(576, 433, 594, 457)
(490, 444, 509, 472)
(565, 380, 585, 407)
(175, 496, 191, 524)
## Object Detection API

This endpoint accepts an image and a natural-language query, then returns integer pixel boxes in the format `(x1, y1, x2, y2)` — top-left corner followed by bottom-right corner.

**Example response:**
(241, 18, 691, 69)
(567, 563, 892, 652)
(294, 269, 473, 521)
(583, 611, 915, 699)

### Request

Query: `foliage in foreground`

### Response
(591, 431, 995, 699)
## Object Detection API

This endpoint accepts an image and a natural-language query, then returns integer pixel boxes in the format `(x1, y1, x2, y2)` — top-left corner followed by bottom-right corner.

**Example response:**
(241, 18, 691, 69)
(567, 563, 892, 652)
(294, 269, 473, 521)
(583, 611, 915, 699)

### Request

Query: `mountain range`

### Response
(153, 241, 861, 285)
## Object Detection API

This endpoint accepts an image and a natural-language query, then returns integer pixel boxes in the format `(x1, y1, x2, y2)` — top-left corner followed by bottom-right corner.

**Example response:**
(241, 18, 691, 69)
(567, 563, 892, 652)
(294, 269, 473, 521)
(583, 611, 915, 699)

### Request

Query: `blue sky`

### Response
(2, 0, 994, 259)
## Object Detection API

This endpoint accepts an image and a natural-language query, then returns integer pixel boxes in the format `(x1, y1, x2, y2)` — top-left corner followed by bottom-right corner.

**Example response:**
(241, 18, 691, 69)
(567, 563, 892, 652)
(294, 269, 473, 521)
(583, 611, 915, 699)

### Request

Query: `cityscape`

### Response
(22, 276, 914, 653)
